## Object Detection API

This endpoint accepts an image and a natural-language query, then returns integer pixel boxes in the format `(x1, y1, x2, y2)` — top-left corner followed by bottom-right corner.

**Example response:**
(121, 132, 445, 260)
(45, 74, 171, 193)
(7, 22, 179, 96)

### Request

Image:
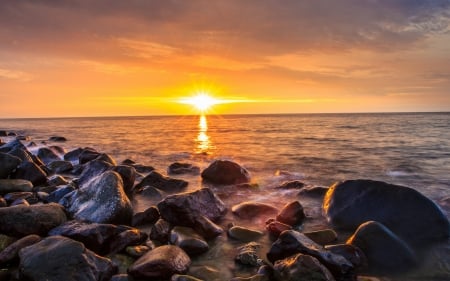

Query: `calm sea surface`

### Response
(1, 112, 450, 280)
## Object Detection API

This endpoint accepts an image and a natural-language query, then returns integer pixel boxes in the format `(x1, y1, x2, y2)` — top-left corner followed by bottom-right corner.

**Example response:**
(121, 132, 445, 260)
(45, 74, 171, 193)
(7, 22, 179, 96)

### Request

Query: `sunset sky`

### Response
(1, 0, 450, 117)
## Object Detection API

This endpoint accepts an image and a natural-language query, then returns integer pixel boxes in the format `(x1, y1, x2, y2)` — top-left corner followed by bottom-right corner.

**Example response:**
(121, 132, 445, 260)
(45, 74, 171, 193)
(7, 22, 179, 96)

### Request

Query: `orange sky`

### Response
(1, 1, 449, 117)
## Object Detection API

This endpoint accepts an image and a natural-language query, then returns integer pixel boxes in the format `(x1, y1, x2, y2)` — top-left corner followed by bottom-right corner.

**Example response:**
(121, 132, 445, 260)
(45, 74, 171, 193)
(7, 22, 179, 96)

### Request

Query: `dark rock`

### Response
(193, 215, 224, 239)
(47, 160, 73, 174)
(0, 234, 16, 251)
(7, 148, 34, 163)
(325, 244, 367, 269)
(128, 245, 191, 279)
(61, 171, 133, 224)
(7, 132, 17, 137)
(0, 131, 7, 137)
(228, 226, 264, 242)
(95, 153, 117, 166)
(150, 219, 171, 243)
(3, 191, 35, 204)
(304, 229, 338, 245)
(64, 147, 85, 162)
(323, 179, 450, 246)
(275, 180, 305, 189)
(108, 228, 148, 254)
(47, 175, 68, 186)
(136, 185, 164, 200)
(19, 236, 116, 281)
(10, 198, 30, 207)
(265, 219, 292, 238)
(110, 274, 131, 281)
(121, 159, 136, 165)
(133, 163, 155, 174)
(136, 170, 188, 193)
(112, 165, 136, 195)
(172, 274, 204, 281)
(47, 184, 75, 203)
(157, 188, 226, 227)
(12, 161, 47, 186)
(48, 145, 66, 155)
(273, 253, 336, 281)
(168, 162, 200, 175)
(16, 135, 30, 141)
(0, 203, 67, 237)
(298, 186, 329, 197)
(346, 221, 417, 273)
(276, 201, 306, 226)
(37, 147, 61, 165)
(267, 230, 354, 280)
(131, 206, 160, 226)
(49, 136, 67, 142)
(78, 159, 113, 187)
(0, 139, 25, 153)
(0, 179, 33, 195)
(232, 201, 278, 219)
(170, 226, 209, 256)
(78, 148, 101, 164)
(201, 159, 251, 185)
(0, 197, 6, 207)
(0, 234, 41, 264)
(0, 153, 21, 179)
(126, 245, 151, 258)
(235, 242, 262, 266)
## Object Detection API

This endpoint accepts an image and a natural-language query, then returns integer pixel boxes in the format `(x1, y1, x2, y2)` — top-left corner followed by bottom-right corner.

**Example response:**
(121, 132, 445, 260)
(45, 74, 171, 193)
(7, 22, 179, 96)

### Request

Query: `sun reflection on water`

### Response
(196, 114, 212, 154)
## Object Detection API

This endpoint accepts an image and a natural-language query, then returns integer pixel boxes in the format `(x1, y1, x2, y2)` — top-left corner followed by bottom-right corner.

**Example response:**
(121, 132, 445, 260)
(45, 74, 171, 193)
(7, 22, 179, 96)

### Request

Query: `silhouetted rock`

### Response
(276, 201, 305, 226)
(168, 162, 200, 175)
(12, 161, 47, 186)
(298, 186, 329, 198)
(0, 179, 33, 195)
(273, 253, 335, 281)
(49, 136, 67, 142)
(0, 153, 21, 179)
(136, 171, 188, 193)
(170, 226, 209, 256)
(232, 202, 278, 219)
(201, 160, 251, 185)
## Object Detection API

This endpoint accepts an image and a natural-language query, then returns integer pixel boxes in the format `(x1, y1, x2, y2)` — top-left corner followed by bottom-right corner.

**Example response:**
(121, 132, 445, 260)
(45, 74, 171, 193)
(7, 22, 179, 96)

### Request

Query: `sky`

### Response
(1, 0, 450, 117)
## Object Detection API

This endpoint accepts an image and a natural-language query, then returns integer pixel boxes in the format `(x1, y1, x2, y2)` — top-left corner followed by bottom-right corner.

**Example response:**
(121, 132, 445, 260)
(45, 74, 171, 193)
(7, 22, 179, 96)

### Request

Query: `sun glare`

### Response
(179, 92, 220, 112)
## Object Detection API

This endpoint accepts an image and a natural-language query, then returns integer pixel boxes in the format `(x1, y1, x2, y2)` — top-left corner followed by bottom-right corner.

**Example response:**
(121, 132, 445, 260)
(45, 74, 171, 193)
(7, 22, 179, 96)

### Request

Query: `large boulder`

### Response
(201, 160, 251, 185)
(323, 179, 450, 246)
(61, 171, 133, 224)
(19, 236, 116, 281)
(12, 161, 47, 186)
(273, 253, 336, 281)
(0, 153, 22, 178)
(78, 159, 113, 187)
(0, 203, 67, 237)
(157, 188, 226, 227)
(136, 171, 188, 193)
(0, 179, 33, 195)
(346, 221, 417, 273)
(128, 245, 191, 279)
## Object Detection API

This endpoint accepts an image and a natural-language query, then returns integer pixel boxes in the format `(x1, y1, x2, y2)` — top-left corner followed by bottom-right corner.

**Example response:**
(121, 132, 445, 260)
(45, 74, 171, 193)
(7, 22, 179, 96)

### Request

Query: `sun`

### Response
(179, 92, 220, 112)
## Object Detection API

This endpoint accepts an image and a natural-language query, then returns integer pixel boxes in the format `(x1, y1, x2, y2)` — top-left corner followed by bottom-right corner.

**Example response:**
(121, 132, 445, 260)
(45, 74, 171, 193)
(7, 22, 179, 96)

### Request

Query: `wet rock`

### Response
(48, 145, 66, 155)
(150, 219, 172, 243)
(47, 184, 75, 203)
(0, 153, 21, 179)
(37, 147, 61, 165)
(193, 215, 224, 239)
(158, 188, 226, 227)
(168, 162, 200, 175)
(232, 201, 278, 219)
(0, 203, 67, 237)
(12, 161, 47, 186)
(304, 229, 338, 245)
(325, 244, 367, 269)
(47, 175, 68, 186)
(3, 191, 35, 204)
(0, 234, 41, 264)
(0, 179, 33, 195)
(95, 153, 117, 166)
(10, 198, 30, 206)
(131, 206, 160, 226)
(136, 170, 188, 193)
(346, 221, 417, 273)
(201, 159, 251, 185)
(228, 226, 264, 242)
(64, 147, 85, 162)
(47, 160, 73, 174)
(128, 245, 191, 279)
(273, 253, 336, 281)
(265, 219, 292, 238)
(49, 136, 67, 142)
(136, 185, 165, 200)
(126, 245, 150, 258)
(172, 274, 204, 281)
(170, 226, 209, 256)
(108, 228, 147, 254)
(267, 230, 354, 280)
(112, 165, 136, 195)
(323, 179, 450, 246)
(19, 236, 116, 281)
(7, 148, 34, 163)
(0, 234, 16, 252)
(275, 180, 305, 189)
(0, 197, 6, 207)
(61, 171, 133, 224)
(298, 186, 329, 198)
(0, 139, 25, 153)
(79, 148, 101, 164)
(78, 159, 113, 187)
(276, 201, 306, 226)
(235, 242, 262, 266)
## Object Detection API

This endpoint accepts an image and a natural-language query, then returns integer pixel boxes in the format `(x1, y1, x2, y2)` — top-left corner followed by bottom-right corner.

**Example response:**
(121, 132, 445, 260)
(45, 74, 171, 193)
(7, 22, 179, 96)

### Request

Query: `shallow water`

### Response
(1, 112, 449, 280)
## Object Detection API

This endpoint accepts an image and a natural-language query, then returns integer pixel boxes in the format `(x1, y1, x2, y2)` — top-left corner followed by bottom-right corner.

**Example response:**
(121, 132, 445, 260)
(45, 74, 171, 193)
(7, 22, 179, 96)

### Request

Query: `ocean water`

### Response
(1, 112, 450, 280)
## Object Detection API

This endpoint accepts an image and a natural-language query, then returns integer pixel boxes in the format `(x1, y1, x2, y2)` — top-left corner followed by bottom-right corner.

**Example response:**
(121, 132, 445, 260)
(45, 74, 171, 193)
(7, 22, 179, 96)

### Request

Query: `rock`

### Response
(78, 159, 113, 187)
(304, 229, 338, 245)
(265, 219, 292, 238)
(136, 185, 165, 200)
(0, 179, 33, 195)
(170, 226, 209, 256)
(157, 188, 226, 227)
(136, 170, 188, 193)
(128, 245, 191, 279)
(7, 148, 33, 163)
(3, 191, 35, 204)
(150, 219, 172, 243)
(267, 230, 354, 280)
(95, 153, 117, 166)
(232, 202, 278, 219)
(49, 145, 66, 155)
(0, 203, 67, 237)
(12, 161, 47, 186)
(168, 162, 200, 175)
(64, 147, 85, 162)
(126, 245, 150, 258)
(110, 274, 131, 281)
(61, 171, 133, 224)
(346, 221, 417, 273)
(10, 198, 30, 206)
(0, 234, 41, 264)
(235, 242, 262, 266)
(275, 180, 305, 189)
(273, 253, 336, 281)
(19, 236, 116, 281)
(276, 201, 306, 226)
(112, 165, 136, 195)
(108, 228, 147, 254)
(49, 136, 67, 142)
(47, 160, 73, 174)
(323, 179, 450, 246)
(47, 184, 75, 203)
(298, 186, 329, 197)
(193, 215, 224, 239)
(47, 175, 68, 186)
(228, 226, 264, 242)
(131, 206, 160, 226)
(79, 148, 101, 164)
(325, 244, 367, 269)
(201, 159, 251, 185)
(172, 274, 204, 281)
(0, 139, 25, 153)
(0, 234, 16, 252)
(37, 147, 61, 165)
(0, 131, 7, 137)
(0, 197, 6, 207)
(0, 153, 21, 179)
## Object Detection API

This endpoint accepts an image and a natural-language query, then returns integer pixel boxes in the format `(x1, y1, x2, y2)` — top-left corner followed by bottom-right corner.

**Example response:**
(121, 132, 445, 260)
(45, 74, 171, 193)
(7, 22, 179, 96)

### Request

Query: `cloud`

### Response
(0, 68, 33, 81)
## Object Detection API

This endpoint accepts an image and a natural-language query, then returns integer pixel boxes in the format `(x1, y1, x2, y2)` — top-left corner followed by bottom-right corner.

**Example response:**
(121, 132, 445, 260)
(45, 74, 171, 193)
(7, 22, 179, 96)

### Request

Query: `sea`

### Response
(1, 112, 450, 280)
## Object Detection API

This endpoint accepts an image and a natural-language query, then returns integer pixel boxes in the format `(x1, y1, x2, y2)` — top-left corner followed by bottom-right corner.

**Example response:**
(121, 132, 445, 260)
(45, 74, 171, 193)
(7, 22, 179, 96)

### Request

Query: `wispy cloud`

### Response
(0, 68, 33, 81)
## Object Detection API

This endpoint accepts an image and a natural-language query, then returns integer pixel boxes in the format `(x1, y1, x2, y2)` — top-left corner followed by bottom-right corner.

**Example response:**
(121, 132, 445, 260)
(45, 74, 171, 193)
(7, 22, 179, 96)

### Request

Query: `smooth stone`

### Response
(265, 219, 292, 239)
(170, 226, 209, 256)
(232, 201, 278, 219)
(64, 147, 85, 162)
(228, 226, 264, 242)
(7, 148, 33, 163)
(47, 160, 73, 173)
(0, 203, 67, 237)
(0, 234, 41, 264)
(49, 136, 67, 142)
(0, 179, 33, 195)
(273, 253, 336, 281)
(346, 221, 417, 273)
(157, 188, 226, 227)
(150, 219, 172, 243)
(95, 153, 117, 166)
(77, 159, 113, 187)
(325, 244, 367, 269)
(235, 242, 262, 266)
(298, 186, 329, 197)
(267, 230, 354, 280)
(171, 274, 204, 281)
(323, 179, 450, 246)
(131, 206, 160, 226)
(47, 175, 68, 186)
(276, 201, 306, 226)
(0, 153, 21, 179)
(37, 147, 61, 165)
(112, 165, 136, 195)
(128, 245, 191, 279)
(125, 245, 150, 258)
(136, 170, 188, 193)
(78, 148, 101, 164)
(19, 236, 116, 281)
(304, 229, 338, 245)
(193, 215, 224, 239)
(61, 171, 133, 224)
(168, 162, 200, 175)
(275, 180, 305, 189)
(47, 184, 76, 203)
(12, 161, 47, 186)
(201, 159, 251, 185)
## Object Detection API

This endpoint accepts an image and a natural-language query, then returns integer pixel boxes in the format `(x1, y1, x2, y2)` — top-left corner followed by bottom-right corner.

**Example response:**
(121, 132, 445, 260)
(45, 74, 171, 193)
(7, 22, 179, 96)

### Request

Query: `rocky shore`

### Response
(0, 131, 449, 281)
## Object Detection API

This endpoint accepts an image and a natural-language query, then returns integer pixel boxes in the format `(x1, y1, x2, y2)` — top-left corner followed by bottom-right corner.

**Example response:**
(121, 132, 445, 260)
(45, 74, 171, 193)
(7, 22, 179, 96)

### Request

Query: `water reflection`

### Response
(196, 114, 212, 154)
